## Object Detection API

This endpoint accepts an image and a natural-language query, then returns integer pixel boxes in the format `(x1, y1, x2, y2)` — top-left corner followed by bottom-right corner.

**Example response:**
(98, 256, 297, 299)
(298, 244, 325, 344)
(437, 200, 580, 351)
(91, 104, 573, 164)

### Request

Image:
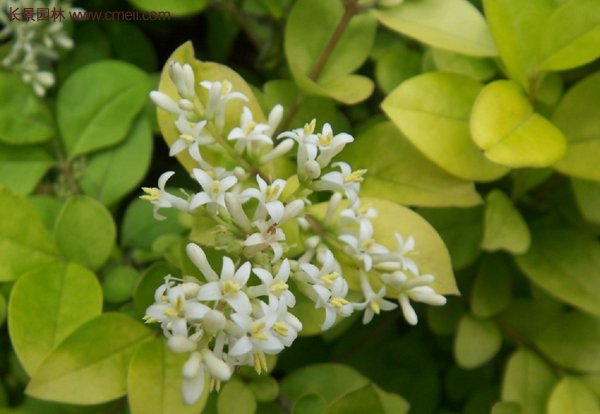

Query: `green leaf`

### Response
(0, 187, 59, 282)
(57, 60, 151, 159)
(382, 72, 508, 181)
(534, 312, 600, 372)
(428, 297, 465, 336)
(8, 262, 102, 375)
(26, 313, 152, 404)
(538, 0, 600, 71)
(372, 0, 497, 57)
(102, 21, 158, 71)
(127, 339, 209, 414)
(374, 45, 422, 94)
(102, 266, 139, 304)
(343, 122, 483, 208)
(516, 227, 600, 317)
(293, 394, 326, 414)
(501, 349, 558, 414)
(481, 190, 530, 254)
(121, 198, 186, 250)
(217, 379, 257, 414)
(157, 42, 265, 172)
(324, 385, 383, 414)
(285, 0, 376, 103)
(470, 80, 567, 168)
(0, 143, 54, 196)
(0, 72, 54, 144)
(431, 48, 497, 81)
(553, 71, 600, 181)
(483, 0, 555, 88)
(418, 206, 484, 270)
(247, 376, 279, 403)
(454, 314, 502, 369)
(0, 291, 6, 327)
(471, 254, 512, 318)
(571, 178, 600, 225)
(281, 364, 369, 406)
(492, 402, 522, 414)
(127, 0, 208, 17)
(80, 116, 153, 206)
(548, 377, 600, 414)
(53, 196, 116, 271)
(373, 387, 410, 414)
(28, 196, 64, 233)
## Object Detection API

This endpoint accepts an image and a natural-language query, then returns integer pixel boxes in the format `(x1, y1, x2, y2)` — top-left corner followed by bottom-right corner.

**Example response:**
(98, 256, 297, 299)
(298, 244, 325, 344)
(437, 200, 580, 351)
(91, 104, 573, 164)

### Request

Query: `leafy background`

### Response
(1, 0, 600, 413)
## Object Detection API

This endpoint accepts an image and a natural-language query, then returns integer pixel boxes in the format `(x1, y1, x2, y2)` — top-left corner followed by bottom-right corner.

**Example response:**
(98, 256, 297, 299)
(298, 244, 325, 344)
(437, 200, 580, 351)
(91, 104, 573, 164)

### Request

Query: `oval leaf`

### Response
(58, 60, 151, 159)
(218, 379, 257, 414)
(0, 187, 59, 282)
(8, 262, 102, 375)
(373, 0, 497, 57)
(0, 143, 54, 196)
(26, 313, 152, 404)
(516, 227, 600, 317)
(481, 190, 530, 254)
(54, 196, 116, 271)
(382, 72, 508, 181)
(343, 122, 483, 208)
(127, 339, 209, 414)
(454, 314, 502, 369)
(470, 80, 567, 168)
(548, 377, 600, 414)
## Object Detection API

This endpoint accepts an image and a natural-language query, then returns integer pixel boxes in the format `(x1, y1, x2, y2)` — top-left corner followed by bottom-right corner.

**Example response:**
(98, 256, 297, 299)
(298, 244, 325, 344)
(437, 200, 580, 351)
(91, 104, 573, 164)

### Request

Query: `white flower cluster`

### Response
(144, 61, 447, 404)
(0, 0, 74, 96)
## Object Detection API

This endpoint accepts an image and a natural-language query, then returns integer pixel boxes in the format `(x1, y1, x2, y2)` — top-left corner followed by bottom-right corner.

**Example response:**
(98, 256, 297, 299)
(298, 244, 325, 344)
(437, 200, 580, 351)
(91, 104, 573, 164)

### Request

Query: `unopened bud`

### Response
(260, 139, 294, 164)
(201, 349, 232, 381)
(224, 193, 253, 233)
(178, 98, 195, 111)
(186, 243, 219, 281)
(303, 160, 321, 180)
(281, 200, 305, 223)
(203, 310, 227, 334)
(167, 335, 197, 353)
(182, 352, 202, 379)
(150, 91, 181, 114)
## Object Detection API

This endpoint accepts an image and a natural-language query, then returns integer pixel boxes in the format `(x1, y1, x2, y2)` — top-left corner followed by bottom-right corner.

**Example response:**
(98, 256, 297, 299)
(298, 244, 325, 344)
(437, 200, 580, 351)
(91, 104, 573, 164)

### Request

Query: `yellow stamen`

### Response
(210, 181, 221, 195)
(319, 272, 339, 286)
(317, 132, 332, 146)
(251, 321, 268, 341)
(180, 133, 194, 143)
(369, 300, 381, 315)
(222, 280, 240, 295)
(303, 119, 316, 136)
(361, 239, 375, 250)
(163, 307, 179, 317)
(221, 81, 232, 95)
(243, 120, 257, 135)
(265, 185, 280, 202)
(330, 297, 349, 308)
(143, 316, 158, 323)
(344, 169, 367, 183)
(273, 322, 288, 337)
(270, 281, 289, 294)
(140, 187, 160, 201)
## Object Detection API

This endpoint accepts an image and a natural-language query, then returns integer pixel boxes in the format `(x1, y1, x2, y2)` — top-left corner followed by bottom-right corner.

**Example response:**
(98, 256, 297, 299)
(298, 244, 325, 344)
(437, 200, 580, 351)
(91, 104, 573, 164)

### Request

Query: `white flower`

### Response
(243, 220, 286, 262)
(313, 162, 366, 205)
(170, 116, 214, 162)
(356, 272, 397, 324)
(278, 119, 321, 180)
(228, 107, 273, 154)
(169, 62, 196, 99)
(298, 249, 340, 287)
(242, 175, 286, 223)
(339, 221, 388, 271)
(259, 300, 302, 347)
(181, 352, 205, 405)
(141, 171, 189, 220)
(312, 277, 353, 330)
(190, 168, 238, 211)
(196, 256, 252, 314)
(250, 259, 296, 307)
(200, 80, 248, 130)
(315, 123, 354, 167)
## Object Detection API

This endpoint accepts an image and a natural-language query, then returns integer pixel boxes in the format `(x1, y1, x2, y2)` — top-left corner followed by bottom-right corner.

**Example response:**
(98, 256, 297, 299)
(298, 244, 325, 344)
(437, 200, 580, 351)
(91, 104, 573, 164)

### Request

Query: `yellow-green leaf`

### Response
(548, 377, 600, 414)
(481, 190, 530, 254)
(454, 314, 502, 369)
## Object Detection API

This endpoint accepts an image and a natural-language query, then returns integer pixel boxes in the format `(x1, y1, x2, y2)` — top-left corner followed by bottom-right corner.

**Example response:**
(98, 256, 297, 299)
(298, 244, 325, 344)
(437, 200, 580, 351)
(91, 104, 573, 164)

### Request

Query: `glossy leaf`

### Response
(483, 0, 555, 88)
(102, 266, 139, 304)
(53, 196, 116, 271)
(157, 42, 265, 172)
(553, 71, 600, 181)
(58, 60, 151, 159)
(382, 72, 508, 181)
(501, 349, 557, 414)
(471, 254, 513, 318)
(26, 313, 152, 404)
(218, 379, 257, 414)
(127, 339, 209, 414)
(516, 227, 600, 317)
(534, 312, 600, 372)
(285, 0, 376, 103)
(454, 314, 502, 369)
(548, 377, 600, 414)
(0, 187, 59, 282)
(373, 0, 497, 57)
(343, 122, 483, 208)
(8, 262, 102, 375)
(0, 72, 54, 144)
(324, 385, 383, 414)
(127, 0, 208, 17)
(431, 48, 496, 81)
(374, 45, 422, 94)
(539, 0, 600, 71)
(293, 394, 326, 414)
(470, 80, 567, 168)
(481, 190, 530, 254)
(0, 143, 53, 196)
(80, 116, 153, 206)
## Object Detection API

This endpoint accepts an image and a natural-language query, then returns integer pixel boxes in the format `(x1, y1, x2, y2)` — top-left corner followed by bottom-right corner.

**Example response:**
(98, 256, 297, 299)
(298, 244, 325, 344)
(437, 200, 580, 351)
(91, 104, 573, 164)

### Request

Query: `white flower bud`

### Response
(297, 217, 310, 231)
(224, 193, 253, 233)
(281, 200, 305, 223)
(182, 352, 202, 379)
(260, 139, 294, 164)
(373, 261, 403, 272)
(186, 243, 219, 281)
(233, 167, 247, 181)
(181, 282, 200, 299)
(202, 310, 227, 334)
(178, 98, 195, 111)
(150, 91, 182, 114)
(201, 349, 232, 381)
(325, 192, 342, 224)
(303, 160, 321, 180)
(36, 71, 55, 87)
(167, 335, 197, 353)
(305, 235, 321, 249)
